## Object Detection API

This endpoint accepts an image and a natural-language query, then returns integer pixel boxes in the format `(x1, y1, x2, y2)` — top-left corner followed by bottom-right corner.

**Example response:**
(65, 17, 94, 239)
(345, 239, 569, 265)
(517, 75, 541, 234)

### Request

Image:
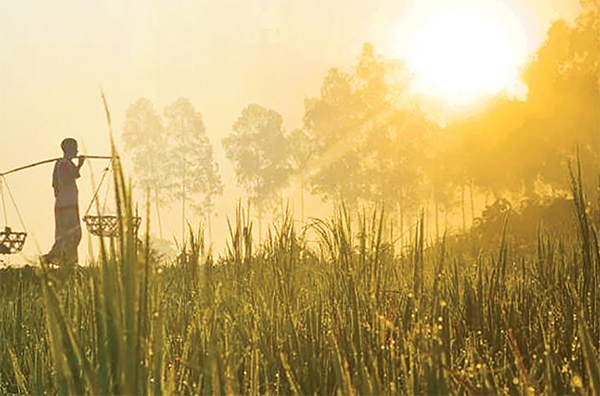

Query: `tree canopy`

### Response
(445, 0, 599, 197)
(122, 97, 222, 216)
(222, 104, 292, 212)
(303, 43, 432, 218)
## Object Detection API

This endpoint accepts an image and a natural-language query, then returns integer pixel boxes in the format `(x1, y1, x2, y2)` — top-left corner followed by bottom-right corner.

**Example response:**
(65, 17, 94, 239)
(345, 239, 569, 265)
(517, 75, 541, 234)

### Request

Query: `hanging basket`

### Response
(0, 226, 27, 254)
(83, 215, 141, 237)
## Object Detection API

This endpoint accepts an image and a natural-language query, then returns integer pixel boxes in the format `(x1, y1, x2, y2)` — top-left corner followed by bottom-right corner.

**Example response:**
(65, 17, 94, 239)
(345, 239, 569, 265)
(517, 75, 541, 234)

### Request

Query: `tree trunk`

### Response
(257, 205, 262, 244)
(470, 179, 475, 226)
(301, 173, 305, 223)
(155, 189, 163, 239)
(461, 185, 466, 232)
(434, 191, 439, 240)
(181, 128, 186, 243)
(207, 211, 213, 247)
(399, 196, 404, 249)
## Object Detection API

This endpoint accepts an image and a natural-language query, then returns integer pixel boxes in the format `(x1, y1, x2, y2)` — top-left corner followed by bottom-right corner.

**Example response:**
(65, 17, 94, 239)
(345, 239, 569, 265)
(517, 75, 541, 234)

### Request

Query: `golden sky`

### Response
(0, 0, 582, 260)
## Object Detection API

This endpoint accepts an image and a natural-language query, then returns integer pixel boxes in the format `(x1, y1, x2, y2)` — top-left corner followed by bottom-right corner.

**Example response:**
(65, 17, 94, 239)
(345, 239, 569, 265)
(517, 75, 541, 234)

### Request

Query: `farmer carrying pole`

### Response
(43, 138, 85, 267)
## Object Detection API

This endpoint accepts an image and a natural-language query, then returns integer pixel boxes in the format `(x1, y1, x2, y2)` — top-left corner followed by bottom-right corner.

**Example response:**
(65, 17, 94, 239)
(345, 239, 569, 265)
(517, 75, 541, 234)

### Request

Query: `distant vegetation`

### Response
(0, 151, 598, 395)
(1, 1, 598, 395)
(122, 1, 598, 234)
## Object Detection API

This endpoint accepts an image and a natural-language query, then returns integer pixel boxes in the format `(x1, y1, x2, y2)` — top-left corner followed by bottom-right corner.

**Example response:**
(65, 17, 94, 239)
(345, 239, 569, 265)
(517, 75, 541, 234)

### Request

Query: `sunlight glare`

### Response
(404, 4, 527, 105)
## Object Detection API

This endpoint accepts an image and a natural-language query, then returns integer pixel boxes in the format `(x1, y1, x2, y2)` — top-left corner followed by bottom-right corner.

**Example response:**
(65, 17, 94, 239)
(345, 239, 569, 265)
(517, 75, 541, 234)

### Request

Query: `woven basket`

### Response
(0, 226, 27, 254)
(83, 215, 141, 237)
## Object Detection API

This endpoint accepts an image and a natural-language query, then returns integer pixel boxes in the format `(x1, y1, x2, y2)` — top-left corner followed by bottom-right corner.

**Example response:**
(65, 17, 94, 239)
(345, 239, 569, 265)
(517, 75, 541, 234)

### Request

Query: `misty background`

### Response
(0, 0, 594, 262)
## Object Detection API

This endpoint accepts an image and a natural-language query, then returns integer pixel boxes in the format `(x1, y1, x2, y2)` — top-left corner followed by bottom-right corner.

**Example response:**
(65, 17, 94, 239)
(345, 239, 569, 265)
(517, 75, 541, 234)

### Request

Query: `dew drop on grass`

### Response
(571, 375, 583, 388)
(513, 378, 520, 385)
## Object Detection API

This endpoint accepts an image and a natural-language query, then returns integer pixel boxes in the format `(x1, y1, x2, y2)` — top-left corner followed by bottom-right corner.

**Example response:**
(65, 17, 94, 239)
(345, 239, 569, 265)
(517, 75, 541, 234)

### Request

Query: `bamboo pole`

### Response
(0, 155, 113, 177)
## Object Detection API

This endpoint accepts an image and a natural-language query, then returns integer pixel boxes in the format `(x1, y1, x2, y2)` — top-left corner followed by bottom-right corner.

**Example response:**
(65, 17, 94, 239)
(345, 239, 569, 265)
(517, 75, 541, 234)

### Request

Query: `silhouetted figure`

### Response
(43, 138, 85, 266)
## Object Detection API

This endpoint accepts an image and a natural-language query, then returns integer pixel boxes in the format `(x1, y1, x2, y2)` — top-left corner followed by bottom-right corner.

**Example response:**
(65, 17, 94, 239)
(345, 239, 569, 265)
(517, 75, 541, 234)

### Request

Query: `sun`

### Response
(402, 4, 527, 105)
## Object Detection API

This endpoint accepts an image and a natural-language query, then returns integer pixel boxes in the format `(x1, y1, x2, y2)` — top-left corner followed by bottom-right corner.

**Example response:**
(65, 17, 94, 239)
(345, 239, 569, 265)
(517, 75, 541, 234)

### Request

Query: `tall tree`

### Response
(122, 98, 170, 201)
(123, 97, 222, 239)
(447, 0, 599, 199)
(122, 98, 170, 235)
(303, 43, 429, 224)
(288, 127, 312, 221)
(222, 104, 292, 214)
(519, 0, 599, 190)
(303, 66, 364, 204)
(164, 98, 223, 221)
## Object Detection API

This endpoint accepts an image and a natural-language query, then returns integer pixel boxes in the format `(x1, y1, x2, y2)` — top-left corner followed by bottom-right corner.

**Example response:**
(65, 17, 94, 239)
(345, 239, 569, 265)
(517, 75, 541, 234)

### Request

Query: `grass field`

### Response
(1, 156, 598, 395)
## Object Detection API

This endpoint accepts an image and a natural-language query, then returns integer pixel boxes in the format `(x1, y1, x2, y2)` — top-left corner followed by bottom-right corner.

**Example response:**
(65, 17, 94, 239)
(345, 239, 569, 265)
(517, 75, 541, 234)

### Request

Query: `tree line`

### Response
(122, 0, 598, 234)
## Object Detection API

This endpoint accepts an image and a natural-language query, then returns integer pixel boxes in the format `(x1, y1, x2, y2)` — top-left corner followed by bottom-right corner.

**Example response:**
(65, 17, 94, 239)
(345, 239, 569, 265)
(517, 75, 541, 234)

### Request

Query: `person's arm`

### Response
(58, 159, 80, 184)
(77, 155, 85, 171)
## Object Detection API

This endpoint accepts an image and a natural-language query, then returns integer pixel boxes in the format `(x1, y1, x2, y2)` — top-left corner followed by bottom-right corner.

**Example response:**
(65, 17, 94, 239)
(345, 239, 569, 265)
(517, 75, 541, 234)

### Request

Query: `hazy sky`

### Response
(0, 0, 581, 260)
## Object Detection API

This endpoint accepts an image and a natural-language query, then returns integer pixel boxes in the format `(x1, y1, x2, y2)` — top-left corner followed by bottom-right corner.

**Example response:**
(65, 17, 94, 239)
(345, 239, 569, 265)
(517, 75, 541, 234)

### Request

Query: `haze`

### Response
(0, 0, 587, 261)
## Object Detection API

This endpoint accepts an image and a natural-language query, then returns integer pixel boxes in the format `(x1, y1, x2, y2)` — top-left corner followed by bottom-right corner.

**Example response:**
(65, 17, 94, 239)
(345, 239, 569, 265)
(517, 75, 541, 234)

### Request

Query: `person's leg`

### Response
(63, 244, 78, 267)
(46, 207, 80, 267)
(44, 205, 65, 265)
(62, 210, 81, 267)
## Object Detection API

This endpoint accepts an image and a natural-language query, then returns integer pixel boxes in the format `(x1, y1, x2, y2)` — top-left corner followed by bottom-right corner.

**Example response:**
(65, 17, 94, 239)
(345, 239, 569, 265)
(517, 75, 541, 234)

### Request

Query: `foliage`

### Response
(1, 152, 599, 396)
(164, 97, 223, 215)
(303, 43, 430, 216)
(296, 3, 598, 217)
(520, 0, 599, 191)
(123, 97, 222, 215)
(222, 104, 292, 212)
(2, 4, 599, 395)
(469, 196, 577, 255)
(122, 98, 171, 203)
(445, 0, 599, 197)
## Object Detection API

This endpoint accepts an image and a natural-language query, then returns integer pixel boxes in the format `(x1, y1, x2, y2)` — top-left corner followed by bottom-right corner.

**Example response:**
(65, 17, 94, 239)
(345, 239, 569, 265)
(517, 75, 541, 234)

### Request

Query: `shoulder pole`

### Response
(0, 155, 113, 177)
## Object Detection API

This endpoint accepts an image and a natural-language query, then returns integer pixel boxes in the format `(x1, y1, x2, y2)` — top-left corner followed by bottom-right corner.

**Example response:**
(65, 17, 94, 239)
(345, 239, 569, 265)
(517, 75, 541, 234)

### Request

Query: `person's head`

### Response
(61, 138, 78, 158)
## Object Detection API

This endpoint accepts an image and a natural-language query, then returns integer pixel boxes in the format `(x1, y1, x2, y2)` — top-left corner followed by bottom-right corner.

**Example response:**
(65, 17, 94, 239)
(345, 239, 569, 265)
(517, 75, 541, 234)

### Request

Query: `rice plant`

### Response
(1, 154, 598, 395)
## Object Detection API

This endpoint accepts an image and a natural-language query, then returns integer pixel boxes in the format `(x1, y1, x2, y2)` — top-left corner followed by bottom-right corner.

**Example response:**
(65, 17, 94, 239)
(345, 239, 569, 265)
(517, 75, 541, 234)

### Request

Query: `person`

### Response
(43, 138, 85, 267)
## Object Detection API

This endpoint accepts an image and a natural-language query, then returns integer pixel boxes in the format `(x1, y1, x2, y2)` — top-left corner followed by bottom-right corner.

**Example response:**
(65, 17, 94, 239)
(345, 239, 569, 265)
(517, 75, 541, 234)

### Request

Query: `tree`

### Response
(122, 98, 170, 201)
(288, 127, 312, 221)
(447, 0, 599, 199)
(303, 43, 429, 226)
(123, 97, 222, 239)
(519, 0, 599, 191)
(122, 98, 171, 235)
(164, 98, 223, 225)
(222, 104, 292, 214)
